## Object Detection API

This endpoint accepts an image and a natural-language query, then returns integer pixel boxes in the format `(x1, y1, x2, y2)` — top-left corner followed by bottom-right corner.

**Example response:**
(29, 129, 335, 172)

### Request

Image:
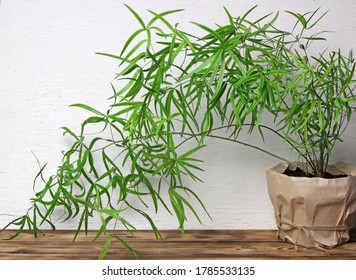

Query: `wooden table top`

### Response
(0, 229, 355, 260)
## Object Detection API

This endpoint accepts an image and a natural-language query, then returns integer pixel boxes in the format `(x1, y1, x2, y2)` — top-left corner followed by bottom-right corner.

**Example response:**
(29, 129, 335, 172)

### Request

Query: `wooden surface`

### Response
(0, 230, 356, 260)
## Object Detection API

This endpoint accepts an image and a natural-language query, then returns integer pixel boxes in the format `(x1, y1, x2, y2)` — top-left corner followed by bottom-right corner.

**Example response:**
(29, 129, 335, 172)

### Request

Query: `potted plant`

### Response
(255, 11, 356, 250)
(263, 17, 356, 249)
(2, 6, 356, 257)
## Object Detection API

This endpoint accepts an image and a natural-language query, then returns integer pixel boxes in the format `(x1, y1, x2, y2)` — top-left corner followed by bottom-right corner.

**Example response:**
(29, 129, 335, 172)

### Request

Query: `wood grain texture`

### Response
(1, 230, 356, 260)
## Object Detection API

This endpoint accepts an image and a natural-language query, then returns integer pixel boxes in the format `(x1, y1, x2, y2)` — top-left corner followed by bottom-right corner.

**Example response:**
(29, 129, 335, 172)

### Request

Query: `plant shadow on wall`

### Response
(2, 5, 356, 259)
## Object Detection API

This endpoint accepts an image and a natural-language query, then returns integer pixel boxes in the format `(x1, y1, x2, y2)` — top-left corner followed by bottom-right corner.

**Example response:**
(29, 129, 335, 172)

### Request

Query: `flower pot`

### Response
(266, 161, 356, 249)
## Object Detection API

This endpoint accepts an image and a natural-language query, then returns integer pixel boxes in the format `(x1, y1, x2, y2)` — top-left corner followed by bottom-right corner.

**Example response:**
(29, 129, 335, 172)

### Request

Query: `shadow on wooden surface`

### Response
(0, 230, 356, 260)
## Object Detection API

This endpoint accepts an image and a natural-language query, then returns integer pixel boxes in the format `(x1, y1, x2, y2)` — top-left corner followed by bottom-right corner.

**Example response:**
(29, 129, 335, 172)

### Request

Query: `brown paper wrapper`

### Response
(266, 162, 356, 249)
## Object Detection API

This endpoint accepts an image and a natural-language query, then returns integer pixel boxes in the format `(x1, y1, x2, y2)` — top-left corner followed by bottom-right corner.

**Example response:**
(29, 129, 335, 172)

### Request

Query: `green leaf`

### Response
(83, 116, 105, 126)
(120, 28, 145, 56)
(286, 10, 307, 29)
(237, 5, 258, 27)
(98, 234, 113, 260)
(168, 187, 186, 235)
(147, 9, 177, 32)
(70, 104, 105, 116)
(124, 4, 146, 29)
(93, 216, 113, 243)
(307, 9, 328, 30)
(61, 127, 80, 140)
(223, 6, 234, 26)
(126, 202, 162, 240)
(179, 144, 206, 159)
(191, 21, 223, 42)
(121, 39, 147, 62)
(115, 237, 144, 259)
(147, 9, 184, 28)
(180, 55, 215, 80)
(1, 216, 27, 239)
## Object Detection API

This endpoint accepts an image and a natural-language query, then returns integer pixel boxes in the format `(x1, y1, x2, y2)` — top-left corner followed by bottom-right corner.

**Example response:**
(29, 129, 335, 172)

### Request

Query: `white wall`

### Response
(1, 0, 356, 231)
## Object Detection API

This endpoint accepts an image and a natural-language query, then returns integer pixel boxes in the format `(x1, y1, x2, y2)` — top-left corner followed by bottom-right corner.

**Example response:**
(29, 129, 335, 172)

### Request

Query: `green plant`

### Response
(265, 13, 356, 177)
(2, 6, 356, 259)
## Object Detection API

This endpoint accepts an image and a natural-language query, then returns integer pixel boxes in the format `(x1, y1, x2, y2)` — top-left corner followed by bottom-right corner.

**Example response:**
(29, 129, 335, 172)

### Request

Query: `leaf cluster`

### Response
(3, 6, 356, 258)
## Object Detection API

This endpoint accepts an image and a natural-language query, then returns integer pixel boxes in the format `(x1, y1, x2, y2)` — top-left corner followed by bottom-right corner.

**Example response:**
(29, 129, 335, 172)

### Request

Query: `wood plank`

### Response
(0, 230, 355, 260)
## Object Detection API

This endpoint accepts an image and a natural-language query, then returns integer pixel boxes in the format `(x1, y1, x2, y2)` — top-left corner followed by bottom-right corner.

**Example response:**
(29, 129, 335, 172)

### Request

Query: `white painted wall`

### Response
(1, 0, 356, 231)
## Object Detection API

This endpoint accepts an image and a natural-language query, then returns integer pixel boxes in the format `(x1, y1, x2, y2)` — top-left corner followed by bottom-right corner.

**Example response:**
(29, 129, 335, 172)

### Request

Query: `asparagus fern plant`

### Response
(2, 6, 356, 258)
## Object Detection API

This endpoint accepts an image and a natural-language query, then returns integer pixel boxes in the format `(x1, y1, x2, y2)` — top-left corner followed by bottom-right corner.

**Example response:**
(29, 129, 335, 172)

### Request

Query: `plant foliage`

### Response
(2, 6, 356, 258)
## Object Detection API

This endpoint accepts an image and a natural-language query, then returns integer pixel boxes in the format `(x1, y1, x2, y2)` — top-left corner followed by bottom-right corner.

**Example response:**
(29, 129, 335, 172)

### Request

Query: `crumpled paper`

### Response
(266, 161, 356, 249)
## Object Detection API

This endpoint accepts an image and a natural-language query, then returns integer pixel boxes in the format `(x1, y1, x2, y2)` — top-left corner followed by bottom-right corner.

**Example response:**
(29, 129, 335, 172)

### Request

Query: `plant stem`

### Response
(171, 131, 292, 165)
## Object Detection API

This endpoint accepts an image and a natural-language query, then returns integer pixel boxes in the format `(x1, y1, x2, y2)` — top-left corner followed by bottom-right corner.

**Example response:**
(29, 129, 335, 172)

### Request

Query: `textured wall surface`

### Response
(1, 0, 356, 230)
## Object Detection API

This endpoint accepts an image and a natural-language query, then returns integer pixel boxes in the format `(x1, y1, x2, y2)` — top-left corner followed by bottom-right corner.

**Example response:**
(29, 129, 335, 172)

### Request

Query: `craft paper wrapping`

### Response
(266, 162, 356, 249)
